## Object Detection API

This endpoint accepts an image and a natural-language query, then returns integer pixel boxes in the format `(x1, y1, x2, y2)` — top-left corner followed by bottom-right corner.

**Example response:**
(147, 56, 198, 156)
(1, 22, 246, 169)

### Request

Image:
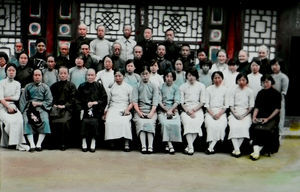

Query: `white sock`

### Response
(124, 139, 129, 147)
(186, 134, 194, 149)
(208, 140, 217, 151)
(192, 133, 197, 142)
(253, 145, 263, 154)
(232, 138, 240, 151)
(26, 134, 35, 148)
(168, 141, 173, 149)
(82, 138, 87, 149)
(238, 138, 244, 148)
(90, 138, 96, 149)
(140, 131, 146, 148)
(147, 133, 154, 148)
(36, 134, 45, 148)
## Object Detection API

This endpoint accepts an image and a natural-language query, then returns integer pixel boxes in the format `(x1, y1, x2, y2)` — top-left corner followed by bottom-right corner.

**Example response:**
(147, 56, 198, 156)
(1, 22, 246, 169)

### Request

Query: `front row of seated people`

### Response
(0, 62, 281, 161)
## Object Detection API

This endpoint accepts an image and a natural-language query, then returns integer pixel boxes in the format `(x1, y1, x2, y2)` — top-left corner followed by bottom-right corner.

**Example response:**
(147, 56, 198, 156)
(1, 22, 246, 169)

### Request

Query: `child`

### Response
(158, 71, 182, 154)
(224, 59, 239, 91)
(124, 59, 141, 88)
(43, 55, 58, 87)
(149, 59, 164, 89)
(204, 71, 228, 154)
(247, 58, 262, 99)
(174, 59, 186, 87)
(198, 60, 212, 87)
(133, 66, 159, 154)
(228, 73, 254, 157)
(195, 49, 208, 71)
(69, 55, 87, 89)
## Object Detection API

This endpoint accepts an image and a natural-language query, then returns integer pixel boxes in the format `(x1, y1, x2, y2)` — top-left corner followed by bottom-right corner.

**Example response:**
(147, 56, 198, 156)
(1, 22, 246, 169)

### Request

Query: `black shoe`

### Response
(29, 148, 35, 152)
(90, 148, 96, 153)
(205, 149, 215, 155)
(60, 145, 66, 151)
(124, 146, 130, 152)
(35, 147, 42, 152)
(82, 148, 88, 152)
(141, 147, 147, 154)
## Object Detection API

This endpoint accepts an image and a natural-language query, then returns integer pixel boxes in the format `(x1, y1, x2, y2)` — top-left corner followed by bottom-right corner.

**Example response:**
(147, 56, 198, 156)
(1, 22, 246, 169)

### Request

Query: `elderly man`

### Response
(9, 42, 25, 67)
(111, 42, 125, 71)
(133, 45, 147, 74)
(90, 25, 111, 62)
(115, 25, 136, 62)
(156, 44, 173, 75)
(56, 43, 72, 69)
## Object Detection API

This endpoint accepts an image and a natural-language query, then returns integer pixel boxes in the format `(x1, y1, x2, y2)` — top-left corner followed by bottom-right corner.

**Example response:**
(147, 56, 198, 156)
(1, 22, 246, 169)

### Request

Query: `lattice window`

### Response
(80, 3, 136, 40)
(242, 9, 277, 60)
(148, 6, 203, 50)
(0, 0, 22, 56)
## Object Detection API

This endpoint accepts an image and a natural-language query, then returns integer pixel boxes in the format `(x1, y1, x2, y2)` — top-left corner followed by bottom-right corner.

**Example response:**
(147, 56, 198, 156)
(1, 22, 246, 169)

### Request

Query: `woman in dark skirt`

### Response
(50, 66, 77, 150)
(250, 74, 281, 160)
(77, 68, 107, 152)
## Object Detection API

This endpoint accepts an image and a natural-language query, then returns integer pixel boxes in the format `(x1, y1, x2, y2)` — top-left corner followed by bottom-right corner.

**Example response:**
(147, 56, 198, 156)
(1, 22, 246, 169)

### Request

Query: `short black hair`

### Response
(235, 73, 248, 84)
(250, 57, 262, 66)
(227, 59, 237, 66)
(114, 68, 126, 76)
(35, 38, 46, 46)
(5, 63, 17, 73)
(270, 57, 284, 67)
(140, 65, 151, 74)
(186, 68, 199, 80)
(163, 70, 176, 81)
(211, 71, 224, 81)
(197, 48, 207, 56)
(261, 74, 275, 85)
(201, 60, 212, 69)
(0, 52, 9, 63)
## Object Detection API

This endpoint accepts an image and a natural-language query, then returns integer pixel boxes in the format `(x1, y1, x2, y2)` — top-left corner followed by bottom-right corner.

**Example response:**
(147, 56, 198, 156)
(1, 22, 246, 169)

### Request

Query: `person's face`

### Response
(104, 57, 113, 70)
(47, 57, 56, 69)
(181, 46, 190, 58)
(114, 72, 124, 84)
(7, 66, 16, 79)
(33, 70, 42, 83)
(144, 29, 152, 40)
(258, 49, 268, 59)
(78, 26, 87, 37)
(238, 51, 248, 63)
(134, 47, 143, 59)
(59, 68, 69, 81)
(60, 45, 69, 56)
(0, 57, 6, 67)
(81, 45, 90, 56)
(166, 30, 174, 42)
(262, 79, 272, 89)
(157, 45, 166, 57)
(165, 73, 174, 85)
(87, 70, 96, 83)
(175, 60, 183, 72)
(141, 70, 150, 82)
(197, 52, 207, 61)
(75, 58, 84, 67)
(97, 26, 105, 39)
(187, 73, 196, 84)
(126, 62, 135, 73)
(123, 26, 132, 38)
(113, 44, 121, 57)
(213, 73, 223, 86)
(19, 53, 28, 66)
(228, 65, 237, 73)
(217, 52, 227, 64)
(150, 63, 159, 73)
(36, 42, 46, 54)
(202, 65, 210, 73)
(251, 62, 260, 73)
(271, 62, 280, 73)
(15, 42, 23, 53)
(237, 76, 247, 88)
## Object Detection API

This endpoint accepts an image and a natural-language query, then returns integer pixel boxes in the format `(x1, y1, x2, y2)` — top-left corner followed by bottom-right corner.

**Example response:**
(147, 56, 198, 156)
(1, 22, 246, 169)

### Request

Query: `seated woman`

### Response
(180, 68, 206, 155)
(204, 71, 228, 155)
(0, 63, 28, 150)
(104, 70, 133, 152)
(228, 73, 254, 157)
(77, 68, 107, 153)
(133, 66, 159, 154)
(158, 70, 182, 154)
(20, 69, 53, 152)
(50, 66, 77, 150)
(250, 74, 281, 160)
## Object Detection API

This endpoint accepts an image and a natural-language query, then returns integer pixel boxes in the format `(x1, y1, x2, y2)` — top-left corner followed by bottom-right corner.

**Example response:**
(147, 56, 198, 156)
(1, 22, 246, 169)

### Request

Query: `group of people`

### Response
(0, 23, 289, 161)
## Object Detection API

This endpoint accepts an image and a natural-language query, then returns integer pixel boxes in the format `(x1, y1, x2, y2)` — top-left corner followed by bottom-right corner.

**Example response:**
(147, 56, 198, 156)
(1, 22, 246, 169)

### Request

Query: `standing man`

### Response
(10, 42, 25, 67)
(29, 38, 47, 70)
(56, 43, 72, 69)
(89, 25, 111, 62)
(115, 24, 136, 62)
(137, 27, 157, 64)
(162, 28, 180, 64)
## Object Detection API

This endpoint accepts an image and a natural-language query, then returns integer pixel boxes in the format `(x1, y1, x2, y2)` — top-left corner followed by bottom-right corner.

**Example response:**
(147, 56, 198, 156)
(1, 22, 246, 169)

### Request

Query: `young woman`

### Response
(204, 71, 228, 154)
(104, 70, 133, 152)
(16, 52, 33, 89)
(20, 69, 53, 152)
(158, 71, 182, 154)
(133, 66, 159, 154)
(228, 73, 254, 157)
(180, 68, 206, 155)
(124, 59, 141, 88)
(247, 58, 263, 99)
(50, 66, 77, 150)
(174, 59, 186, 87)
(250, 74, 281, 160)
(77, 68, 107, 153)
(0, 63, 28, 150)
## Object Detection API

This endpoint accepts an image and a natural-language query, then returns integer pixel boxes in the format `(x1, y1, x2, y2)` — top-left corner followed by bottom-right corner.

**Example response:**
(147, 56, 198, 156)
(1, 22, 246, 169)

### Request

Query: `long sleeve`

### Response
(42, 84, 53, 111)
(281, 74, 289, 95)
(19, 85, 29, 112)
(10, 81, 21, 101)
